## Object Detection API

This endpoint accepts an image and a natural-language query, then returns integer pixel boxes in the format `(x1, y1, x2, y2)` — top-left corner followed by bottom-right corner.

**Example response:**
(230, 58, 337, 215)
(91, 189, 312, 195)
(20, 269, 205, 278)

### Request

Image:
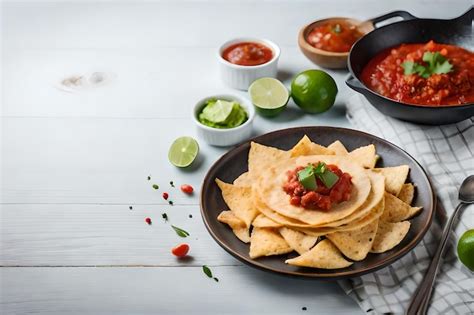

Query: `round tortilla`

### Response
(256, 155, 372, 225)
(255, 170, 384, 228)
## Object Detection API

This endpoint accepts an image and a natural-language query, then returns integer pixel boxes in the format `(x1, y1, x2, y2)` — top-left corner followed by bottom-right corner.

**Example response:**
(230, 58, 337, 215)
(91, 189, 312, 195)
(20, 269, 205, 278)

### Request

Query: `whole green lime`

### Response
(291, 70, 338, 114)
(457, 229, 474, 271)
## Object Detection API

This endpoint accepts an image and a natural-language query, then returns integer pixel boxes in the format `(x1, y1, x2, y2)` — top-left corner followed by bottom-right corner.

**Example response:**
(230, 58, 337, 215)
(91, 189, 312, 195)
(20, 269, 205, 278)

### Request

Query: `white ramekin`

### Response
(218, 38, 280, 90)
(193, 94, 255, 147)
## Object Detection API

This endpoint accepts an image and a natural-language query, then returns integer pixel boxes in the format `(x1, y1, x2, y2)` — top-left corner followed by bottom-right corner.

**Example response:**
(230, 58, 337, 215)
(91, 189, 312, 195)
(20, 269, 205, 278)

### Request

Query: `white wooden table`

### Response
(1, 1, 470, 314)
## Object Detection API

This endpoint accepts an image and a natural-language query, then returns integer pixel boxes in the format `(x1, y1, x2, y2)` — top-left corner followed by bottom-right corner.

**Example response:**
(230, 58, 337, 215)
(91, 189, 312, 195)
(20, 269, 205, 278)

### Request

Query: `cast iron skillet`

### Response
(346, 7, 474, 125)
(200, 127, 435, 279)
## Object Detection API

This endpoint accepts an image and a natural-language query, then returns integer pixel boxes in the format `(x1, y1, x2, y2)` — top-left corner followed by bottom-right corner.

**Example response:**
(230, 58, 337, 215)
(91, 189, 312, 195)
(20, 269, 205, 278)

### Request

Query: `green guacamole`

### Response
(198, 99, 248, 129)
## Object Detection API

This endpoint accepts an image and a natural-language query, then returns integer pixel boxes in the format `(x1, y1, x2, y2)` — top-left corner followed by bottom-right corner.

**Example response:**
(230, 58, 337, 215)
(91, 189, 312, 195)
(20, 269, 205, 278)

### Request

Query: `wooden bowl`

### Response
(298, 17, 374, 69)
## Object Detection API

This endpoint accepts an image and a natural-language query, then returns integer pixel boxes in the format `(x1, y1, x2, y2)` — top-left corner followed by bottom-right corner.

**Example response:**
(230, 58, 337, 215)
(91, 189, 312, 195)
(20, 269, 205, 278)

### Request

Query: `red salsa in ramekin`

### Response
(222, 42, 273, 66)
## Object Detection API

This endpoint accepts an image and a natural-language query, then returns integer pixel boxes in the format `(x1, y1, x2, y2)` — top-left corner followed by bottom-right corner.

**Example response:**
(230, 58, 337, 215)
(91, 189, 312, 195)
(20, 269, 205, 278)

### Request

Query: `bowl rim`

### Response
(192, 94, 255, 133)
(298, 17, 371, 57)
(200, 126, 436, 279)
(217, 37, 281, 69)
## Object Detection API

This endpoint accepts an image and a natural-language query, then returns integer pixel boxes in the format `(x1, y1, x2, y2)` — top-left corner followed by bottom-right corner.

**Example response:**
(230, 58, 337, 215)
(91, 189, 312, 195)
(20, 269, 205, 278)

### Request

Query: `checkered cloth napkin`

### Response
(338, 94, 474, 315)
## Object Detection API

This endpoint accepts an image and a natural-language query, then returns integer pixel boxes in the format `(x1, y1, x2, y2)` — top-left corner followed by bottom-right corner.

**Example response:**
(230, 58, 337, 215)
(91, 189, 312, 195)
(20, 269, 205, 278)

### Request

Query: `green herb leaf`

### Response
(171, 225, 189, 237)
(319, 169, 340, 188)
(297, 165, 317, 190)
(202, 265, 212, 278)
(152, 184, 159, 190)
(313, 162, 326, 175)
(161, 213, 168, 222)
(401, 51, 453, 78)
(332, 24, 341, 34)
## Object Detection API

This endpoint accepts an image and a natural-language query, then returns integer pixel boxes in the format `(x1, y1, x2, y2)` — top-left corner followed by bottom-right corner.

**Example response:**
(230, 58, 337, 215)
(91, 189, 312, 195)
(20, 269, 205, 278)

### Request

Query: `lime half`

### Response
(249, 77, 289, 117)
(168, 136, 199, 168)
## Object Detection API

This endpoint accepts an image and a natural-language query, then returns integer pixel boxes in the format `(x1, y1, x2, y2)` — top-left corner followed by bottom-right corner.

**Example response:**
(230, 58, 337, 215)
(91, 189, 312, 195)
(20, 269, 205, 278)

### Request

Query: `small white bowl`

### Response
(193, 94, 255, 147)
(218, 38, 280, 90)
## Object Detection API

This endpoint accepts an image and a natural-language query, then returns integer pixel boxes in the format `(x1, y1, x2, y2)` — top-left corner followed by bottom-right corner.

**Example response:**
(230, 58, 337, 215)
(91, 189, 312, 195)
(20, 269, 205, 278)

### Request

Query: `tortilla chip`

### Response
(233, 172, 252, 187)
(375, 165, 409, 196)
(278, 227, 318, 255)
(216, 179, 259, 227)
(382, 192, 422, 222)
(371, 220, 410, 253)
(404, 205, 423, 220)
(290, 135, 334, 157)
(349, 144, 376, 168)
(296, 197, 385, 236)
(327, 220, 378, 261)
(249, 142, 289, 179)
(327, 140, 349, 155)
(249, 227, 293, 259)
(217, 211, 250, 243)
(285, 239, 353, 269)
(252, 214, 283, 228)
(398, 183, 415, 204)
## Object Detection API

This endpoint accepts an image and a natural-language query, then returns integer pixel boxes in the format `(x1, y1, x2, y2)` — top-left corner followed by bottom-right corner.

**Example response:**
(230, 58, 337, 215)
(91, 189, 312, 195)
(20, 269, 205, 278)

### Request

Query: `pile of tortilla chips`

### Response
(216, 135, 422, 269)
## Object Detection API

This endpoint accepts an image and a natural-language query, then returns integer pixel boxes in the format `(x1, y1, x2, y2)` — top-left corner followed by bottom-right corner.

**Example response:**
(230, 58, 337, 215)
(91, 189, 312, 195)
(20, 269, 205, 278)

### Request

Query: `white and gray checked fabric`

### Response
(338, 94, 474, 315)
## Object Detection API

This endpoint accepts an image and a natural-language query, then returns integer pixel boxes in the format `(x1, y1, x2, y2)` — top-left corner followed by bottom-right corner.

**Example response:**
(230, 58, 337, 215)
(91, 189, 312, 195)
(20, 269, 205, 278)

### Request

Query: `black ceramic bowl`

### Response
(346, 8, 474, 125)
(200, 127, 435, 279)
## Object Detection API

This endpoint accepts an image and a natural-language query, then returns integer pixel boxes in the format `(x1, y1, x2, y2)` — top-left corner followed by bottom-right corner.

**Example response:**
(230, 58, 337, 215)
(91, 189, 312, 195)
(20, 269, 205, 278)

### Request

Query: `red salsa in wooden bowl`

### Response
(222, 42, 273, 66)
(361, 41, 474, 106)
(306, 20, 363, 53)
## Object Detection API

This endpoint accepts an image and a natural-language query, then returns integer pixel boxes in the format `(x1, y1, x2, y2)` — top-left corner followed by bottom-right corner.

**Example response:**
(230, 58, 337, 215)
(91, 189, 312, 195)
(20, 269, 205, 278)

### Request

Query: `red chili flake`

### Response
(181, 184, 194, 194)
(162, 192, 169, 200)
(145, 217, 152, 225)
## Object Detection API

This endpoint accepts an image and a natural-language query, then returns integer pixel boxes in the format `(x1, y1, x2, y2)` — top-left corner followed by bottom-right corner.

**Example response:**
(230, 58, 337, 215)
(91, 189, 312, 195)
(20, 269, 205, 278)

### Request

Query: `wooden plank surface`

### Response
(1, 204, 238, 266)
(0, 267, 357, 314)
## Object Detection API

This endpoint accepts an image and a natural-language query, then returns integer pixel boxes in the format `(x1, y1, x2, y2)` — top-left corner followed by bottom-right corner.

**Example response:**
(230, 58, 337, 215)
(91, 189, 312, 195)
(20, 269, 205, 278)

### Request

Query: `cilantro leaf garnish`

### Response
(297, 162, 340, 190)
(171, 225, 189, 237)
(401, 51, 453, 79)
(331, 24, 342, 34)
(202, 265, 213, 278)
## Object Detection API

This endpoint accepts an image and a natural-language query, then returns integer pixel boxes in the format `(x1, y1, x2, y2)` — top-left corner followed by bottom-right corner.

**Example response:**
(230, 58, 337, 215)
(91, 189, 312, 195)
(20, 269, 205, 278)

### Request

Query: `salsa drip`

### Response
(222, 42, 273, 66)
(283, 164, 353, 211)
(361, 41, 474, 106)
(306, 21, 363, 53)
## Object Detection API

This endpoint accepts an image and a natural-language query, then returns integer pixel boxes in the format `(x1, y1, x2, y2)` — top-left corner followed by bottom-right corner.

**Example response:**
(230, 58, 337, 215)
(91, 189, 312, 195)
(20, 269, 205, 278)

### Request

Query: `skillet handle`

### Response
(345, 75, 366, 94)
(370, 10, 416, 28)
(452, 6, 474, 25)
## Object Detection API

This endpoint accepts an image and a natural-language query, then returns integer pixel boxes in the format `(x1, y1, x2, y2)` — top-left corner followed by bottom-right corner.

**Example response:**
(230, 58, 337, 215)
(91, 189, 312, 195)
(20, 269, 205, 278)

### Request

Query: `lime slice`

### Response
(200, 99, 234, 123)
(248, 77, 289, 117)
(168, 136, 199, 168)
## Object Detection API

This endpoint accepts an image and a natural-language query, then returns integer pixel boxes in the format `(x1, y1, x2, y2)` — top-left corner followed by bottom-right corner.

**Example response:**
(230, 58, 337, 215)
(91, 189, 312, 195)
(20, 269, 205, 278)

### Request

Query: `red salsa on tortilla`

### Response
(361, 41, 474, 106)
(283, 162, 353, 211)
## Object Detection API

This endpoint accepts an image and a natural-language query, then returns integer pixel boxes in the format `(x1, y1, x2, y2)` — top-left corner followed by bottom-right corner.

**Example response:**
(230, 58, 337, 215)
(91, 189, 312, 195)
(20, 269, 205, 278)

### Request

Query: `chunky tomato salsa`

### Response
(306, 21, 363, 53)
(283, 163, 353, 211)
(222, 42, 273, 66)
(361, 41, 474, 106)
